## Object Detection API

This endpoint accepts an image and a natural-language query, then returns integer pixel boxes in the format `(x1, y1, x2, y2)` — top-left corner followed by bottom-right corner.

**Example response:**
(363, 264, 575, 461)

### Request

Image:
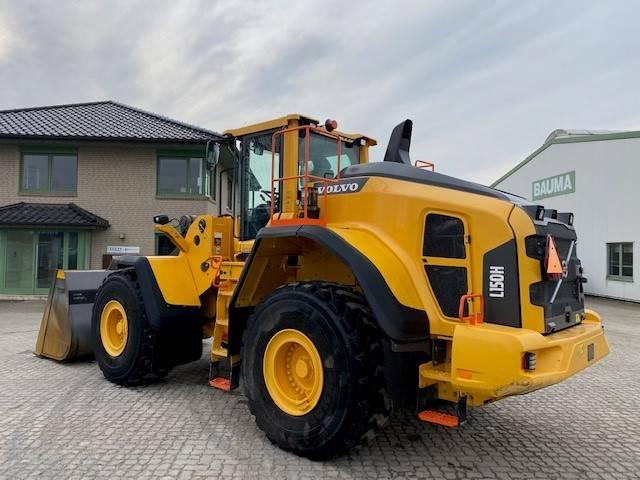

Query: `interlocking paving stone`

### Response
(0, 297, 638, 479)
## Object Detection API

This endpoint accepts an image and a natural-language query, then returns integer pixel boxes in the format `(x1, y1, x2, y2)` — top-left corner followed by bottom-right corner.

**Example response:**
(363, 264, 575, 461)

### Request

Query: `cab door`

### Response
(238, 132, 282, 240)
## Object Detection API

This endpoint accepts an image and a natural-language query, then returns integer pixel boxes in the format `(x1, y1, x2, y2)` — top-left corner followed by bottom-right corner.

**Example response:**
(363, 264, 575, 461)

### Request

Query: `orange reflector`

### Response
(209, 377, 231, 391)
(545, 235, 563, 278)
(418, 410, 459, 428)
(458, 369, 473, 380)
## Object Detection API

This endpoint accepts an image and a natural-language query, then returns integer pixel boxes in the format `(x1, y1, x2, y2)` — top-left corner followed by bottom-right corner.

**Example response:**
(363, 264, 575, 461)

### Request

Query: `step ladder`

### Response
(417, 354, 468, 428)
(208, 261, 243, 391)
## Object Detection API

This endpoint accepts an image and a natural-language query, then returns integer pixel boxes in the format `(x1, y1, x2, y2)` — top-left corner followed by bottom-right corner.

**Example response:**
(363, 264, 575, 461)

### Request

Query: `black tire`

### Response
(241, 282, 392, 460)
(91, 272, 169, 386)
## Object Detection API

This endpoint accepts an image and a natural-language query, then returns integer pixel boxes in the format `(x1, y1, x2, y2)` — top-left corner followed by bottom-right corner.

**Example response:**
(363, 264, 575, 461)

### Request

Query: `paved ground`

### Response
(0, 298, 638, 479)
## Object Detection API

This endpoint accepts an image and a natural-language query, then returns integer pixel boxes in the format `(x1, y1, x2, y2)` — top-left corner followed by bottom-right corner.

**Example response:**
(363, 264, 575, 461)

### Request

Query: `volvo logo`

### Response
(317, 183, 359, 194)
(315, 178, 368, 195)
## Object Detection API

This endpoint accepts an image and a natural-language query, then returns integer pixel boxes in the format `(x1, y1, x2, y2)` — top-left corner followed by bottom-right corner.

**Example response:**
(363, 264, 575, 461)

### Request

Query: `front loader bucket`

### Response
(35, 269, 111, 361)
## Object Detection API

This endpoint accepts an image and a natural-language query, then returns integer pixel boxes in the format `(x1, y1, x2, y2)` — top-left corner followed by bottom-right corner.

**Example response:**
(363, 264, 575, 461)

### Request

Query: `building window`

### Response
(157, 155, 204, 196)
(21, 151, 78, 193)
(607, 242, 633, 281)
(226, 175, 233, 210)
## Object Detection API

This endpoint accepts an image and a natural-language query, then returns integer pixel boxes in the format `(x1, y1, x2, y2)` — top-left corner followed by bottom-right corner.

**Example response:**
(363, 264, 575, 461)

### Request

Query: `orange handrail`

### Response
(415, 160, 435, 171)
(458, 293, 484, 325)
(269, 125, 342, 227)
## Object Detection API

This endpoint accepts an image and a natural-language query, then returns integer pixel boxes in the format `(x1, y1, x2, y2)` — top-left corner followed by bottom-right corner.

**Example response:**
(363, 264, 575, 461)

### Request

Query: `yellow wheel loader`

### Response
(36, 114, 609, 459)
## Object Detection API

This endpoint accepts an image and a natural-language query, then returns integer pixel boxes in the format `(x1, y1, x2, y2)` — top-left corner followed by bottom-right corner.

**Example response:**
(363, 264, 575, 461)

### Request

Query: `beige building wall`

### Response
(0, 143, 225, 269)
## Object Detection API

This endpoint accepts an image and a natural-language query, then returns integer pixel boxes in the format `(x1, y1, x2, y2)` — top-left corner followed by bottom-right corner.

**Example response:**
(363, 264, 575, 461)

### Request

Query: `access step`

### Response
(418, 396, 468, 428)
(208, 356, 240, 391)
(209, 377, 231, 391)
(418, 410, 460, 428)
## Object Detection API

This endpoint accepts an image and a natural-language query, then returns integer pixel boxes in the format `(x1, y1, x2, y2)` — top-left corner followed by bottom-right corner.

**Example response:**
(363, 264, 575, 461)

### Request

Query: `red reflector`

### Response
(545, 235, 563, 279)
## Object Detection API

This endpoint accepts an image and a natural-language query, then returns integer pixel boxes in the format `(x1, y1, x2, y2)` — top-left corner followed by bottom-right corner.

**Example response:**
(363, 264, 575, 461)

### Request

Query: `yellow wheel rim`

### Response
(100, 300, 129, 357)
(263, 329, 324, 416)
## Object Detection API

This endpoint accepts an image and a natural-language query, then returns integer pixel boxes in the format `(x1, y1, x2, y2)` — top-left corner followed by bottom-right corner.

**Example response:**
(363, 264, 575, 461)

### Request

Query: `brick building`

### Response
(0, 101, 227, 295)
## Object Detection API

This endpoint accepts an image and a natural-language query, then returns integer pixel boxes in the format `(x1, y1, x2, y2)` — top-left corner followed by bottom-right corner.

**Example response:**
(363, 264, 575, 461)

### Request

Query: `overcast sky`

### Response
(1, 1, 639, 184)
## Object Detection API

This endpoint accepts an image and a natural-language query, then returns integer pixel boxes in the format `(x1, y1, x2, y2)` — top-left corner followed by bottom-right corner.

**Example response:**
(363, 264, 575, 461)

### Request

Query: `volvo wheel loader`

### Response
(36, 114, 609, 459)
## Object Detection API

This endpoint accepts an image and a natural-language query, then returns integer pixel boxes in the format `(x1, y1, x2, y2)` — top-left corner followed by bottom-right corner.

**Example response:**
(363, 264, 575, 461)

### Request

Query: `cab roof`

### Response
(224, 114, 377, 146)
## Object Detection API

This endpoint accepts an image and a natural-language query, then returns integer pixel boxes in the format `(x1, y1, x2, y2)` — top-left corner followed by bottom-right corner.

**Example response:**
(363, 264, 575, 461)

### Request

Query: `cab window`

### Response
(240, 133, 281, 240)
(298, 131, 359, 179)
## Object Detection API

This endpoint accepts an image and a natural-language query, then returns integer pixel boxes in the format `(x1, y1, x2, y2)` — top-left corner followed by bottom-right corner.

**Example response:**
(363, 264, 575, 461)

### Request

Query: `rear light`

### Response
(522, 352, 537, 371)
(557, 212, 574, 226)
(520, 205, 545, 222)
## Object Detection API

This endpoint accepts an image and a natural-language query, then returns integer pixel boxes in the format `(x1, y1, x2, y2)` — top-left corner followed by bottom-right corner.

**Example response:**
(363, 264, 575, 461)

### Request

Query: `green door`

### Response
(4, 230, 35, 292)
(0, 230, 88, 295)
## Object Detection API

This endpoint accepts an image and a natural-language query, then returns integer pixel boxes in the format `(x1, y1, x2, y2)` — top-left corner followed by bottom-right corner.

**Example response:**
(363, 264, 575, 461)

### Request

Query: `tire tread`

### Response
(242, 281, 392, 460)
(92, 272, 167, 386)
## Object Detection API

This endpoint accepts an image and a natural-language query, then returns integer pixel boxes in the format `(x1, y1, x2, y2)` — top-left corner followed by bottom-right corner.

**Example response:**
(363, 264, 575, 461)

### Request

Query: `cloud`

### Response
(1, 0, 639, 185)
(0, 7, 20, 63)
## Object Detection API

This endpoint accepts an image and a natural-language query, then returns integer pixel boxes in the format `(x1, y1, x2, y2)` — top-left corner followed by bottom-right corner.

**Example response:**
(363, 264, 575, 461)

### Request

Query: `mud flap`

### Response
(35, 269, 111, 361)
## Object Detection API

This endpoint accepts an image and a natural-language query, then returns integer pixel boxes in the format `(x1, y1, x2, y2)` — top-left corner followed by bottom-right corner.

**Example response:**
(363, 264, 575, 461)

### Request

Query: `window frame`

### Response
(239, 130, 282, 241)
(19, 146, 78, 195)
(607, 242, 633, 282)
(207, 164, 217, 201)
(226, 174, 233, 210)
(156, 149, 206, 198)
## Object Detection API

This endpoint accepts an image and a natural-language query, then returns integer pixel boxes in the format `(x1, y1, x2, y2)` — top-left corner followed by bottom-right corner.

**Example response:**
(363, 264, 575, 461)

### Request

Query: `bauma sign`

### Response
(532, 171, 575, 201)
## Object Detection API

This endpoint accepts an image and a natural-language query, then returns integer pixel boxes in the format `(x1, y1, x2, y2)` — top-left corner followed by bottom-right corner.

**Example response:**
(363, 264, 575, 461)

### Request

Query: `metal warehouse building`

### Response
(493, 129, 638, 302)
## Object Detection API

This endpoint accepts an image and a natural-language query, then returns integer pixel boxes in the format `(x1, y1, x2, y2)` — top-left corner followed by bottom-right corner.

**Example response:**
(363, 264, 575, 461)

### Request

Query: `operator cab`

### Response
(220, 114, 376, 241)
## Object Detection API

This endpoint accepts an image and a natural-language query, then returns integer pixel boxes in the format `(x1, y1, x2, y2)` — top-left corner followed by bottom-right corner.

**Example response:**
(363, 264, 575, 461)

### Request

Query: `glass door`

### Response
(0, 230, 87, 294)
(36, 231, 64, 290)
(5, 230, 35, 292)
(240, 132, 281, 240)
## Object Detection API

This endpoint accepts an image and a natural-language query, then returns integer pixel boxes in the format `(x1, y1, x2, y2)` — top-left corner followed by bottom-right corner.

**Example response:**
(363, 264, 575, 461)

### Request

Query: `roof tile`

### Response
(0, 203, 110, 229)
(0, 101, 220, 143)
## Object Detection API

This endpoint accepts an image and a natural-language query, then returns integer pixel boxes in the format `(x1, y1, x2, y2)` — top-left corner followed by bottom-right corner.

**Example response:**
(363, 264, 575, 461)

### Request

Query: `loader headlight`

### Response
(522, 352, 537, 371)
(153, 214, 170, 225)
